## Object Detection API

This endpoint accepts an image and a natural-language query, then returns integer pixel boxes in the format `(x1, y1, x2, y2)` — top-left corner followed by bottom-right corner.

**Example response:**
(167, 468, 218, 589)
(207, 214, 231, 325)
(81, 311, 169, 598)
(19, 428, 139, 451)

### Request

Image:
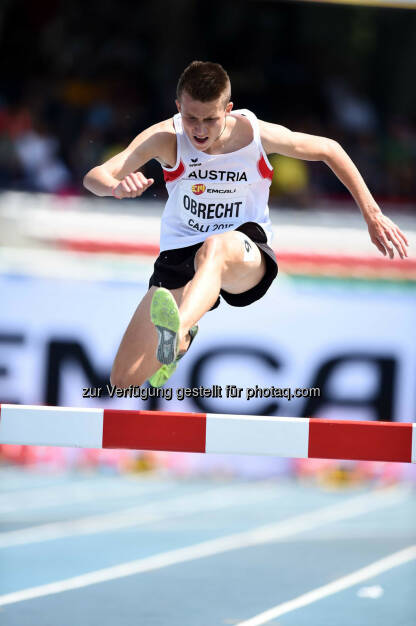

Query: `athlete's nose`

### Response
(193, 124, 207, 137)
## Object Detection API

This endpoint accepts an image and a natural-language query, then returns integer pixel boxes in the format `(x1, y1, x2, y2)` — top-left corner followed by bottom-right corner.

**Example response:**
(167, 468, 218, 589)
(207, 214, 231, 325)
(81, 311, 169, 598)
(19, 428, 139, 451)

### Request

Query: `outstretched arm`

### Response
(259, 120, 409, 259)
(83, 120, 176, 199)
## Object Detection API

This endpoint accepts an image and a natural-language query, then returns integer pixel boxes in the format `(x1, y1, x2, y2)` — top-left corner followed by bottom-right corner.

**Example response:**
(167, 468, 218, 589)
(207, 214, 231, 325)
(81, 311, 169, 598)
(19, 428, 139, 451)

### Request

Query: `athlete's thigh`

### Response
(219, 230, 266, 294)
(111, 284, 187, 385)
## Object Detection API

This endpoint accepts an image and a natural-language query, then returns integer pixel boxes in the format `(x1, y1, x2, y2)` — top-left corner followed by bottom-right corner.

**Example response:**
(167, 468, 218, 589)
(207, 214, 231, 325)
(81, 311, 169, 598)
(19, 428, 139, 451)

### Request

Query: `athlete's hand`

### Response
(112, 172, 154, 199)
(366, 212, 409, 259)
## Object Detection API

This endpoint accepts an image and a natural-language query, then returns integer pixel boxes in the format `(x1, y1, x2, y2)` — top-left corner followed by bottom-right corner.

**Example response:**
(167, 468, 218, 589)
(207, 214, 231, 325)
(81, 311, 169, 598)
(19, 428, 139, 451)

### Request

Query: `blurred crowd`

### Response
(0, 0, 415, 206)
(0, 79, 157, 195)
(1, 443, 412, 485)
(1, 77, 415, 207)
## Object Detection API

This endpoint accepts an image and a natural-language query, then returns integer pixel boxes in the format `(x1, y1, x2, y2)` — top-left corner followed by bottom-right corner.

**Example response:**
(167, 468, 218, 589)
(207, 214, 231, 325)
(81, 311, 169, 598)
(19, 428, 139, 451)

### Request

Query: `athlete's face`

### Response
(176, 91, 233, 151)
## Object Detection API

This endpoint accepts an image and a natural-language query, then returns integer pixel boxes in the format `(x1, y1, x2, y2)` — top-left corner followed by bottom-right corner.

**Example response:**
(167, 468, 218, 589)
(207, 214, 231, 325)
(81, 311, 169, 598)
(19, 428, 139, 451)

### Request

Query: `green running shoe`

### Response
(148, 325, 199, 388)
(150, 287, 181, 365)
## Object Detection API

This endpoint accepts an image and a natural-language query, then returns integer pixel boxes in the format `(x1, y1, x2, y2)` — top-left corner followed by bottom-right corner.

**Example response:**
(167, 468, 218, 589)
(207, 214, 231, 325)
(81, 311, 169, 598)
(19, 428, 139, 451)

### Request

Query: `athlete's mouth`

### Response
(194, 136, 208, 144)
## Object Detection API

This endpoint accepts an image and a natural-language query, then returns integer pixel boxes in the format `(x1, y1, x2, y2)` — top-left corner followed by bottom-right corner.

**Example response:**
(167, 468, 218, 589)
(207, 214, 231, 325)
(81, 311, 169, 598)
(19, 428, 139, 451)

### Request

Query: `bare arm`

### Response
(259, 120, 409, 259)
(83, 120, 177, 199)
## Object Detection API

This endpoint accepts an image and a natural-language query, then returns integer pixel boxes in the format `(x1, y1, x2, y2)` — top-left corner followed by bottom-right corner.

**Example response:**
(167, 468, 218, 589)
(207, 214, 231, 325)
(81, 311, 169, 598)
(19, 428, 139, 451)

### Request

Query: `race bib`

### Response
(179, 179, 249, 235)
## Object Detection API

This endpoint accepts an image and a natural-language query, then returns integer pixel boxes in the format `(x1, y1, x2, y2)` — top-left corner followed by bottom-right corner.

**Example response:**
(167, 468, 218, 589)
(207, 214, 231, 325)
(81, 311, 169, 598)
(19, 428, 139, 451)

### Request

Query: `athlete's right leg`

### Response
(110, 285, 189, 388)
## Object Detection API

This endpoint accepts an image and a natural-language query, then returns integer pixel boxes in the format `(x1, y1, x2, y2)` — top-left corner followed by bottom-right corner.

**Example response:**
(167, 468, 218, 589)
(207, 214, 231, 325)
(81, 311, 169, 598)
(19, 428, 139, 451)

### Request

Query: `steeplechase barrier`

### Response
(0, 404, 415, 463)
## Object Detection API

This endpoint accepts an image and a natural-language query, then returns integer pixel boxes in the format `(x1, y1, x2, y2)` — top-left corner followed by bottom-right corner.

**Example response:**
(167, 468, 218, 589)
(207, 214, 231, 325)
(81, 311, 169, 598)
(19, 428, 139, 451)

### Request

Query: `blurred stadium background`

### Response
(0, 0, 415, 483)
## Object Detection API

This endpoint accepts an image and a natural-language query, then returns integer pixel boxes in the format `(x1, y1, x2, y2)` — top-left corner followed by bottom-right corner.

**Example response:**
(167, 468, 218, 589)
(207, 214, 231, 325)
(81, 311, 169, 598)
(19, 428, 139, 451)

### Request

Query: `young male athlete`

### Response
(83, 61, 409, 388)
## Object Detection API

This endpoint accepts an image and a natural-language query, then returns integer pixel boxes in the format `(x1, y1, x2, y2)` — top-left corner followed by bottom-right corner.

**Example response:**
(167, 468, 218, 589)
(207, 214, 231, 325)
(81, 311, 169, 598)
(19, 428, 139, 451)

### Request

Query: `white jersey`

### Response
(160, 109, 274, 252)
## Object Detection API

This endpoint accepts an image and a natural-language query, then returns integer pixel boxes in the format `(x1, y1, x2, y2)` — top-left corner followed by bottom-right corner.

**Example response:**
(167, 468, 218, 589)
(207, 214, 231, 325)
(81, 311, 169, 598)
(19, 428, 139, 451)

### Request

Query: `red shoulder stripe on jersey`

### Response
(257, 154, 274, 180)
(163, 160, 185, 183)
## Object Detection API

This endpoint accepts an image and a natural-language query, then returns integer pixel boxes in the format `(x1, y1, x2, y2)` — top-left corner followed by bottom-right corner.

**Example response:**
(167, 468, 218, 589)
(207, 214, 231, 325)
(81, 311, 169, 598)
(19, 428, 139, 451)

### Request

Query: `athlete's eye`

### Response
(186, 116, 218, 122)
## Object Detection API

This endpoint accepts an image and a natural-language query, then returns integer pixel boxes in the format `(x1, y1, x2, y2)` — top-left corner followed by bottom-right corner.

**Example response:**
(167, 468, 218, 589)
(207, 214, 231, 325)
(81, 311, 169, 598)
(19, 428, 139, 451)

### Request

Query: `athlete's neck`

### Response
(203, 115, 235, 155)
(202, 114, 252, 155)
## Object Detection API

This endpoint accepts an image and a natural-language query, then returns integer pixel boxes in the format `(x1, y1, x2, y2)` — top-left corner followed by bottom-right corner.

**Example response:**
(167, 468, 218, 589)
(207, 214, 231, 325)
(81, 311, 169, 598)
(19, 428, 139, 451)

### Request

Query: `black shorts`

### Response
(148, 221, 278, 310)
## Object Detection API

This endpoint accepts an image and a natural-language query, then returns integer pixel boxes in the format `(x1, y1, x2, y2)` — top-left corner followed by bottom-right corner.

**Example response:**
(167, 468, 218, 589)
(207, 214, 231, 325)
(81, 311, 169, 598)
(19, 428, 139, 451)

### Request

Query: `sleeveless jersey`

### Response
(160, 109, 274, 252)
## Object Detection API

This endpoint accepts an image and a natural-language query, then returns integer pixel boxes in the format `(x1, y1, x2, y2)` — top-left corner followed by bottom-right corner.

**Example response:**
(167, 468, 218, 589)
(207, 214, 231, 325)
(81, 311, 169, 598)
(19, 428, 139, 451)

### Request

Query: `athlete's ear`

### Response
(175, 99, 181, 113)
(225, 101, 233, 114)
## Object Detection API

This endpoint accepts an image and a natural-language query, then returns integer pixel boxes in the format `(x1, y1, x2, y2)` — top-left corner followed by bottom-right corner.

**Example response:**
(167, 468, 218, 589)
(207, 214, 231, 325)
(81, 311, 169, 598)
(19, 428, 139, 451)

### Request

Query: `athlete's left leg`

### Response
(175, 230, 266, 350)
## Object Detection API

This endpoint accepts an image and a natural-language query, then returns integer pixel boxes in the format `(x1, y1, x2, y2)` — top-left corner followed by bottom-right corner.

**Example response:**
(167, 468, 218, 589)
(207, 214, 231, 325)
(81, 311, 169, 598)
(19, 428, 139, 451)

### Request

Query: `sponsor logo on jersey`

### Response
(206, 188, 236, 194)
(188, 170, 247, 182)
(189, 158, 202, 167)
(192, 183, 206, 195)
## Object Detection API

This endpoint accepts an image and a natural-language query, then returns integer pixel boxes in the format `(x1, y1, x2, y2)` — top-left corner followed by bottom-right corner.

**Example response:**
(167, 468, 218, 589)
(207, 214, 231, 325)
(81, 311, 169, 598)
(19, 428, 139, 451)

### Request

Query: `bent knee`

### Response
(195, 234, 226, 268)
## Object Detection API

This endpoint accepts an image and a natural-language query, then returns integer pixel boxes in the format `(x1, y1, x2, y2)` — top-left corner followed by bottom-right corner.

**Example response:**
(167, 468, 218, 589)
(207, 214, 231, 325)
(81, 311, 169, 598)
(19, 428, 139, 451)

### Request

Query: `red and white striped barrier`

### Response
(0, 404, 415, 463)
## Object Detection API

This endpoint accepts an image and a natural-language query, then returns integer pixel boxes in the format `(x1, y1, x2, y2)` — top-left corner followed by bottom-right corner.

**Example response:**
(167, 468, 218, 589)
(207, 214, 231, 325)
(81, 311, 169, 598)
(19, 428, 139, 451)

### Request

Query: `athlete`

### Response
(83, 61, 409, 389)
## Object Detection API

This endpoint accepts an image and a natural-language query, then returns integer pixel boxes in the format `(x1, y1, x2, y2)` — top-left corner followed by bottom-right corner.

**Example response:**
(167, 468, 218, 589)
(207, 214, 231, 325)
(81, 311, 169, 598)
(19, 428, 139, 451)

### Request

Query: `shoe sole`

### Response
(148, 362, 177, 388)
(148, 325, 199, 388)
(150, 288, 180, 365)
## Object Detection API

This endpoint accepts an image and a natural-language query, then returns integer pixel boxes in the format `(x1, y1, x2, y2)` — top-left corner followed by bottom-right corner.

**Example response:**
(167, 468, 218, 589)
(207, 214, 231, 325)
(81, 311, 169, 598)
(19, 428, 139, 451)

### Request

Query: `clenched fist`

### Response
(112, 172, 154, 199)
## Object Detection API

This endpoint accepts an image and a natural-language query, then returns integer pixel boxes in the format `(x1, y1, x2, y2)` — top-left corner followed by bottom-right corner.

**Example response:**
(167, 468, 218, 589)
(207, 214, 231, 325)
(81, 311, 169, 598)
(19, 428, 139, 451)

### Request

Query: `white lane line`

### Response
(0, 480, 171, 513)
(0, 485, 409, 607)
(0, 483, 283, 548)
(235, 544, 416, 626)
